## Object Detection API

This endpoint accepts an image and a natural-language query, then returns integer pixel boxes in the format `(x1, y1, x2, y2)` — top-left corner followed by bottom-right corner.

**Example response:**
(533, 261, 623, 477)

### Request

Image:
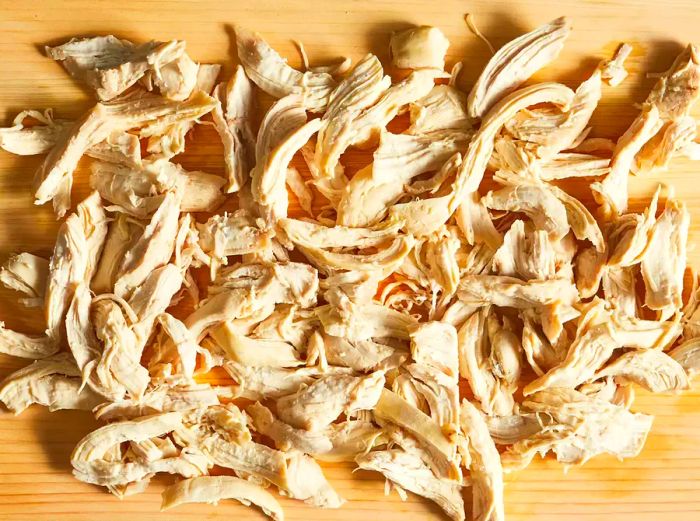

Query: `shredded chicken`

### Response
(161, 476, 284, 520)
(390, 26, 450, 70)
(467, 17, 572, 118)
(2, 19, 700, 521)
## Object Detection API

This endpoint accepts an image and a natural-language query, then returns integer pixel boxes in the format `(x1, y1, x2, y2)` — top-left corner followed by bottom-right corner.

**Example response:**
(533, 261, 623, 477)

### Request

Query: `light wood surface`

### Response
(2, 1, 700, 520)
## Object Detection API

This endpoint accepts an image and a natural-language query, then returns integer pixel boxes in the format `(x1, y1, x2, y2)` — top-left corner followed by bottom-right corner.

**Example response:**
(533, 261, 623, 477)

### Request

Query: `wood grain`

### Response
(2, 0, 700, 520)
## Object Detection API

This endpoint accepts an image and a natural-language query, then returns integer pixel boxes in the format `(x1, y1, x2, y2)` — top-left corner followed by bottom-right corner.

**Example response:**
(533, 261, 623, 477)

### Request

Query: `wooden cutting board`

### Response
(2, 0, 700, 519)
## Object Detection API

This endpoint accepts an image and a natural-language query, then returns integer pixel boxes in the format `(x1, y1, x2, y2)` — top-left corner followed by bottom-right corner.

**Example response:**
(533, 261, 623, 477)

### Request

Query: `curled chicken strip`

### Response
(113, 191, 181, 298)
(594, 349, 689, 392)
(236, 27, 336, 113)
(251, 95, 322, 225)
(46, 36, 188, 101)
(0, 253, 48, 308)
(0, 353, 102, 414)
(212, 65, 256, 193)
(161, 476, 284, 520)
(46, 192, 108, 344)
(91, 160, 224, 218)
(71, 412, 206, 486)
(641, 196, 689, 318)
(460, 400, 505, 521)
(467, 17, 571, 118)
(457, 274, 578, 308)
(276, 371, 386, 430)
(356, 447, 465, 521)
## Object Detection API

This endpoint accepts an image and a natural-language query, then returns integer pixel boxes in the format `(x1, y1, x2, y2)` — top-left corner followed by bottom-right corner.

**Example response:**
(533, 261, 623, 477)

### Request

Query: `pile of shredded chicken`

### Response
(2, 17, 700, 521)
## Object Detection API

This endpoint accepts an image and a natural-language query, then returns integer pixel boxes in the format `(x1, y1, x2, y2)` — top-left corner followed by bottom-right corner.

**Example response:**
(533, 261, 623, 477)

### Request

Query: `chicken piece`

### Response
(92, 297, 150, 400)
(252, 304, 317, 350)
(91, 213, 140, 294)
(45, 36, 188, 100)
(356, 448, 465, 521)
(0, 353, 102, 414)
(601, 265, 637, 317)
(505, 70, 602, 161)
(45, 192, 108, 345)
(634, 116, 696, 174)
(212, 65, 256, 193)
(276, 371, 385, 430)
(611, 312, 681, 350)
(574, 246, 607, 298)
(374, 389, 460, 480)
(280, 217, 404, 249)
(34, 89, 216, 217)
(0, 252, 49, 308)
(670, 338, 700, 376)
(460, 400, 505, 521)
(537, 153, 610, 181)
(146, 64, 221, 158)
(0, 324, 58, 359)
(549, 185, 605, 251)
(311, 54, 388, 202)
(149, 314, 207, 380)
(318, 296, 417, 342)
(408, 85, 471, 135)
(251, 95, 322, 225)
(601, 43, 632, 87)
(645, 43, 700, 119)
(65, 282, 107, 392)
(323, 335, 396, 372)
(607, 186, 659, 267)
(501, 388, 653, 471)
(113, 191, 180, 298)
(404, 322, 460, 435)
(467, 17, 571, 118)
(128, 264, 184, 349)
(0, 109, 73, 155)
(457, 308, 516, 416)
(457, 274, 577, 308)
(71, 412, 207, 487)
(338, 131, 468, 227)
(641, 196, 689, 318)
(520, 312, 568, 376)
(455, 188, 503, 249)
(482, 183, 569, 241)
(485, 413, 543, 445)
(91, 160, 225, 218)
(594, 349, 689, 392)
(144, 52, 199, 101)
(94, 384, 220, 421)
(236, 27, 336, 113)
(0, 110, 142, 166)
(187, 262, 318, 340)
(492, 220, 556, 280)
(210, 321, 303, 368)
(176, 405, 343, 508)
(592, 106, 662, 216)
(524, 301, 617, 395)
(282, 452, 346, 508)
(161, 476, 284, 521)
(248, 402, 384, 461)
(226, 363, 329, 400)
(197, 210, 272, 275)
(390, 26, 450, 70)
(314, 63, 437, 204)
(298, 234, 415, 274)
